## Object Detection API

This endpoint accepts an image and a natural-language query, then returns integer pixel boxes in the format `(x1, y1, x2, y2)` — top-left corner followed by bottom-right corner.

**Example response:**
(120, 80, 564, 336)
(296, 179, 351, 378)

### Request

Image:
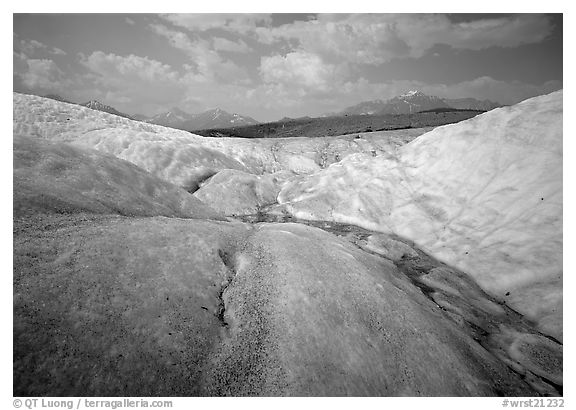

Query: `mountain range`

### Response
(338, 91, 502, 116)
(42, 94, 259, 131)
(81, 100, 134, 119)
(42, 91, 502, 132)
(143, 107, 259, 131)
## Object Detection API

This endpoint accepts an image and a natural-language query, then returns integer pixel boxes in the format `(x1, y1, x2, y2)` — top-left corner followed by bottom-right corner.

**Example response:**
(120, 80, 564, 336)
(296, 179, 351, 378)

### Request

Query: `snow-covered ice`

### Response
(278, 91, 563, 340)
(13, 93, 429, 189)
(12, 91, 563, 396)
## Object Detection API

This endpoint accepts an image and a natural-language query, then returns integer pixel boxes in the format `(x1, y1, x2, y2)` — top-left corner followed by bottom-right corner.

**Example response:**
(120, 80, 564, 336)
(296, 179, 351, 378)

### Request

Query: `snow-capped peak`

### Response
(401, 90, 425, 98)
(84, 100, 107, 109)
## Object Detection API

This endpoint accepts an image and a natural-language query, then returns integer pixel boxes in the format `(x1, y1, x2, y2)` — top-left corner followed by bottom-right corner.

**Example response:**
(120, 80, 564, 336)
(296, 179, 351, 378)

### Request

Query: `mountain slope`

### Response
(81, 100, 133, 119)
(444, 97, 502, 111)
(341, 91, 502, 116)
(144, 107, 193, 128)
(340, 99, 388, 115)
(144, 107, 259, 131)
(379, 90, 450, 114)
(130, 113, 150, 121)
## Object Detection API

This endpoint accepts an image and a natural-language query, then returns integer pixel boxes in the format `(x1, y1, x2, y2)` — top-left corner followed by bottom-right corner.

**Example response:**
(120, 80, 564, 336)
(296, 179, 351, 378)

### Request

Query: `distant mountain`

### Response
(130, 113, 150, 121)
(418, 107, 487, 114)
(145, 107, 259, 131)
(443, 98, 502, 111)
(185, 108, 259, 130)
(81, 100, 133, 120)
(144, 107, 193, 128)
(340, 91, 502, 116)
(343, 91, 449, 115)
(341, 99, 389, 115)
(380, 91, 451, 114)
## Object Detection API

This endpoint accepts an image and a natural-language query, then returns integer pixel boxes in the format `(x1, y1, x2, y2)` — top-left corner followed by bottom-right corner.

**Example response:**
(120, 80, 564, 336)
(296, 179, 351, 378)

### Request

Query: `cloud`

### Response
(150, 23, 197, 53)
(15, 38, 67, 57)
(150, 24, 250, 84)
(78, 51, 185, 107)
(158, 13, 272, 33)
(17, 58, 70, 90)
(125, 17, 135, 25)
(212, 37, 252, 53)
(254, 14, 554, 64)
(396, 14, 554, 56)
(76, 50, 250, 114)
(80, 51, 180, 84)
(260, 51, 342, 92)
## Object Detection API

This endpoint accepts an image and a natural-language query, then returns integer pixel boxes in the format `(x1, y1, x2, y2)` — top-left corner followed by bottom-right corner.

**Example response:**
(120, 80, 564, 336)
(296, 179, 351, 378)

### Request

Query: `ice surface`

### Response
(193, 169, 291, 215)
(13, 214, 250, 395)
(195, 222, 535, 396)
(13, 136, 224, 220)
(13, 92, 429, 188)
(13, 91, 562, 395)
(278, 91, 563, 340)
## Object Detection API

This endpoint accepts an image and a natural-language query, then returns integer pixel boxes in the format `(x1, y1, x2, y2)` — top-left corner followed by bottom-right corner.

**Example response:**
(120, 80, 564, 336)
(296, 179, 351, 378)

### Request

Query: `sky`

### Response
(13, 13, 563, 122)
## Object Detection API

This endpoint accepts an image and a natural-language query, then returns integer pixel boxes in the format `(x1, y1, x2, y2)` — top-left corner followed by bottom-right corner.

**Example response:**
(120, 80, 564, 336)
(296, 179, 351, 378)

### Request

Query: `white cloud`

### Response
(254, 14, 554, 65)
(80, 51, 180, 84)
(396, 14, 553, 56)
(159, 13, 271, 33)
(212, 37, 252, 53)
(18, 58, 70, 90)
(125, 17, 135, 25)
(260, 51, 341, 92)
(15, 38, 67, 57)
(150, 24, 250, 84)
(150, 24, 197, 54)
(78, 51, 185, 108)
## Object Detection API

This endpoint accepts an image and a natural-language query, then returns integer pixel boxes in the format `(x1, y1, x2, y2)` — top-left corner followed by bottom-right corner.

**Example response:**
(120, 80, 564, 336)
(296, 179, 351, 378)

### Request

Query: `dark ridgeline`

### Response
(40, 91, 501, 139)
(193, 110, 485, 139)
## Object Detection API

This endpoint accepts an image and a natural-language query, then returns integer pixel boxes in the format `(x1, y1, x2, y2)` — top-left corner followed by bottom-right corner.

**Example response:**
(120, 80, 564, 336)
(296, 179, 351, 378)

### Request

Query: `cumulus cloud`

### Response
(12, 14, 561, 123)
(150, 24, 250, 84)
(79, 51, 185, 107)
(260, 51, 342, 92)
(18, 58, 70, 90)
(150, 23, 197, 53)
(396, 14, 554, 56)
(159, 13, 272, 33)
(254, 14, 554, 64)
(80, 51, 180, 84)
(75, 49, 251, 115)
